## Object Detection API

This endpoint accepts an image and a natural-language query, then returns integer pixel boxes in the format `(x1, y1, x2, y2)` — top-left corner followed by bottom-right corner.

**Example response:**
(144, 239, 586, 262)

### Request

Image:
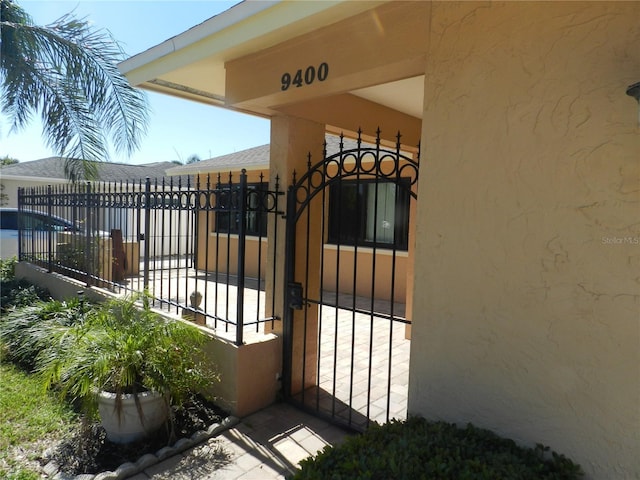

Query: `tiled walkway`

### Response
(129, 402, 352, 479)
(295, 306, 410, 430)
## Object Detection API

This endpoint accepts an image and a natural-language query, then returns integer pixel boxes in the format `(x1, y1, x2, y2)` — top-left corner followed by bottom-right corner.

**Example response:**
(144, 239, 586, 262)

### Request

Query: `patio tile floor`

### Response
(294, 303, 410, 429)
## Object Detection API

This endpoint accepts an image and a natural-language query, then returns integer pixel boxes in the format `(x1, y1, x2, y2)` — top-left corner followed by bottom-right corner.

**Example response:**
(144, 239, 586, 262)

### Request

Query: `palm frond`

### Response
(0, 0, 149, 180)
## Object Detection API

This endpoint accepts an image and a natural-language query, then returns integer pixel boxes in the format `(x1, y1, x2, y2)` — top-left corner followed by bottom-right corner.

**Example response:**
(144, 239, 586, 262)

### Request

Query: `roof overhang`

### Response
(119, 1, 385, 112)
(119, 0, 425, 146)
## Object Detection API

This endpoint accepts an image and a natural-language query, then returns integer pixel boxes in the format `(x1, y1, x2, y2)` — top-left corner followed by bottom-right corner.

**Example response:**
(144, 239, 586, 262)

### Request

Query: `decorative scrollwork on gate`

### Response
(290, 129, 419, 222)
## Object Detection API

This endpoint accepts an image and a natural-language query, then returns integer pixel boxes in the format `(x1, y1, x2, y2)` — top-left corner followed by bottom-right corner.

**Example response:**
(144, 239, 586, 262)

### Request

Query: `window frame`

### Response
(214, 182, 268, 237)
(327, 177, 411, 251)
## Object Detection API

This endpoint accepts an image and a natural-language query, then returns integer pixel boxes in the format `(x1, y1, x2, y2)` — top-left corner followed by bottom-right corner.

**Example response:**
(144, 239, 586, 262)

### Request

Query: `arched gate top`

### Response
(289, 129, 420, 222)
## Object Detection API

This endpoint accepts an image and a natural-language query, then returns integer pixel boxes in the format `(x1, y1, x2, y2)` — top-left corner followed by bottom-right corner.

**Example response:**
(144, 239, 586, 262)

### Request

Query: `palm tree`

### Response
(186, 154, 201, 164)
(0, 0, 148, 180)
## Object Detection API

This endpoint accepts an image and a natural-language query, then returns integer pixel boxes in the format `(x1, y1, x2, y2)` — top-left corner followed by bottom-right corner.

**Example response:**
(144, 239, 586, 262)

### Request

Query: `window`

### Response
(328, 179, 410, 250)
(215, 183, 268, 237)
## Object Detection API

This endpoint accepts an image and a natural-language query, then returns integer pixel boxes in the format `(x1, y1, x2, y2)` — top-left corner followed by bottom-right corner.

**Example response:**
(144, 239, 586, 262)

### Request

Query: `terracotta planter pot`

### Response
(98, 390, 168, 444)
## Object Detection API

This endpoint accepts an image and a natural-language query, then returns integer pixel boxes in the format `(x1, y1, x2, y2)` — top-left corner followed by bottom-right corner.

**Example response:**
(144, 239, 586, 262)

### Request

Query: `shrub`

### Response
(292, 417, 583, 480)
(36, 293, 217, 421)
(0, 257, 17, 281)
(0, 280, 48, 313)
(0, 258, 50, 313)
(0, 298, 88, 370)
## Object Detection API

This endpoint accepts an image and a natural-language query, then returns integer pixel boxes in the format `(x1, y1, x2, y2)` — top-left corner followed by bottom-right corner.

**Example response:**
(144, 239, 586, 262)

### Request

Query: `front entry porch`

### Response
(294, 298, 409, 430)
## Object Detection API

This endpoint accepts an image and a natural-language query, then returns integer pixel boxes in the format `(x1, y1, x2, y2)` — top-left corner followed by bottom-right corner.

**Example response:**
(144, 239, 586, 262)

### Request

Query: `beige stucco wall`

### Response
(15, 261, 282, 418)
(200, 332, 282, 418)
(0, 177, 67, 208)
(325, 246, 408, 303)
(410, 2, 639, 479)
(196, 233, 268, 279)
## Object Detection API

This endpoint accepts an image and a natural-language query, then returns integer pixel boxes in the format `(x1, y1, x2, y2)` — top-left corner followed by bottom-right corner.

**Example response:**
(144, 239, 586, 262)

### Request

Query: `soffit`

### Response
(120, 0, 424, 120)
(352, 76, 424, 120)
(121, 1, 385, 101)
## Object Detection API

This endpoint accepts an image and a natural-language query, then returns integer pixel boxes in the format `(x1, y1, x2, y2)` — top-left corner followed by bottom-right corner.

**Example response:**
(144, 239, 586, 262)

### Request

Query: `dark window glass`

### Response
(328, 179, 410, 250)
(215, 183, 268, 237)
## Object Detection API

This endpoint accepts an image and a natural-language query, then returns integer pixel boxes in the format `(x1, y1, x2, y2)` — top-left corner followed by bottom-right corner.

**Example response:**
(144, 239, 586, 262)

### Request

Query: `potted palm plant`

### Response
(38, 293, 216, 444)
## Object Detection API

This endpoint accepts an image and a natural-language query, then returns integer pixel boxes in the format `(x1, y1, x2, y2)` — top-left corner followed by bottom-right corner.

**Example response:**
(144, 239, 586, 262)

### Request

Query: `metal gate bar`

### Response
(284, 130, 419, 431)
(17, 171, 283, 344)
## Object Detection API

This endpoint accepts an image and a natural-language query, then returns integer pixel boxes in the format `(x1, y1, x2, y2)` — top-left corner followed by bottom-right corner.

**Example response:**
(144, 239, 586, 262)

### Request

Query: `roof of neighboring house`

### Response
(168, 144, 270, 176)
(0, 157, 189, 184)
(167, 135, 370, 176)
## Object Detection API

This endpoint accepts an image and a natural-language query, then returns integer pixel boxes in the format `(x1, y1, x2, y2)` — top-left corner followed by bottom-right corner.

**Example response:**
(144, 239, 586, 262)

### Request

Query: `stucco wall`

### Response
(200, 332, 282, 418)
(0, 178, 67, 208)
(16, 262, 282, 418)
(325, 246, 408, 303)
(410, 2, 639, 479)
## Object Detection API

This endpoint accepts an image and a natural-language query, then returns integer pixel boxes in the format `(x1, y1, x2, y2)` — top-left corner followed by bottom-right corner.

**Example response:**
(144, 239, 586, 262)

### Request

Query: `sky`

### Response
(0, 0, 272, 165)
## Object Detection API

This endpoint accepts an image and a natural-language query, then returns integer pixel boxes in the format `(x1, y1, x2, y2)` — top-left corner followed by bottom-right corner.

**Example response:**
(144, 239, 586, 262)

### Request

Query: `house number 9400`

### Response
(281, 63, 329, 91)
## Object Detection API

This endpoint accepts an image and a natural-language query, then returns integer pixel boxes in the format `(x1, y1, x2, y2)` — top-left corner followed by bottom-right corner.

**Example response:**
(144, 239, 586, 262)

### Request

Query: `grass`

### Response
(0, 362, 80, 479)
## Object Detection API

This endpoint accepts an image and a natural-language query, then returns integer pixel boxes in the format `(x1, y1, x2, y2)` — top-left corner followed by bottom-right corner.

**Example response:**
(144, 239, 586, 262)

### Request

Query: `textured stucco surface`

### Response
(409, 2, 639, 479)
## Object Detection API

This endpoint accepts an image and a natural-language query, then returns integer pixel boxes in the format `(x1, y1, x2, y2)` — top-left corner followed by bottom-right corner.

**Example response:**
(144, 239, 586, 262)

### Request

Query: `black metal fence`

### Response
(283, 130, 418, 430)
(17, 170, 284, 345)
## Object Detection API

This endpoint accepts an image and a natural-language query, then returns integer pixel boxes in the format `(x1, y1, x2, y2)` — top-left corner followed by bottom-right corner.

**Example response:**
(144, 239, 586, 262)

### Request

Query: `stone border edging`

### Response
(43, 415, 240, 480)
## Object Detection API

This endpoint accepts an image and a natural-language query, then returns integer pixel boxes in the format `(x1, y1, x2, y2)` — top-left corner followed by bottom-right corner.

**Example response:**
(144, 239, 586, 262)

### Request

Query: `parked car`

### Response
(0, 208, 81, 259)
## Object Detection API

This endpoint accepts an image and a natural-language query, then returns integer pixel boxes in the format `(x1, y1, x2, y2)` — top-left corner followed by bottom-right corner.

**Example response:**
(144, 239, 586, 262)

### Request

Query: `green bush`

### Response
(0, 258, 50, 313)
(0, 280, 50, 313)
(36, 293, 217, 421)
(0, 257, 17, 281)
(0, 298, 88, 370)
(292, 417, 583, 480)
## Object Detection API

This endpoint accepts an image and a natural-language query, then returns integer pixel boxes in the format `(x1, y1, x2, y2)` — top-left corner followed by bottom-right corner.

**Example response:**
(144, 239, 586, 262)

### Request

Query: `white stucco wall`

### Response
(0, 177, 193, 258)
(0, 177, 68, 208)
(410, 2, 639, 479)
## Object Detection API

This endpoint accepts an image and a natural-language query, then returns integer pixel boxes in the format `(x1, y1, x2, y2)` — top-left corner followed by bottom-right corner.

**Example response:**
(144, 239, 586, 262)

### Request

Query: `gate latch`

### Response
(288, 282, 304, 310)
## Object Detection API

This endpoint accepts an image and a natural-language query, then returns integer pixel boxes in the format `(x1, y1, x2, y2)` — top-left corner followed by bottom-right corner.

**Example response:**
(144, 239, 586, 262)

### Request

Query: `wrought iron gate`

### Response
(284, 130, 419, 431)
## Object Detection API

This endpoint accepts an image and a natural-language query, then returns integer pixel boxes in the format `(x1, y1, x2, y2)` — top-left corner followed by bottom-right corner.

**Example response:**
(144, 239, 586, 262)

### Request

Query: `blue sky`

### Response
(0, 1, 271, 165)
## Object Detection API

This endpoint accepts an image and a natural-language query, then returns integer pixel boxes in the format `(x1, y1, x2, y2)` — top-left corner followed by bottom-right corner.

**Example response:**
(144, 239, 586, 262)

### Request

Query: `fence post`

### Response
(282, 183, 297, 399)
(235, 169, 247, 346)
(84, 182, 91, 287)
(143, 177, 151, 291)
(17, 187, 23, 260)
(47, 185, 53, 272)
